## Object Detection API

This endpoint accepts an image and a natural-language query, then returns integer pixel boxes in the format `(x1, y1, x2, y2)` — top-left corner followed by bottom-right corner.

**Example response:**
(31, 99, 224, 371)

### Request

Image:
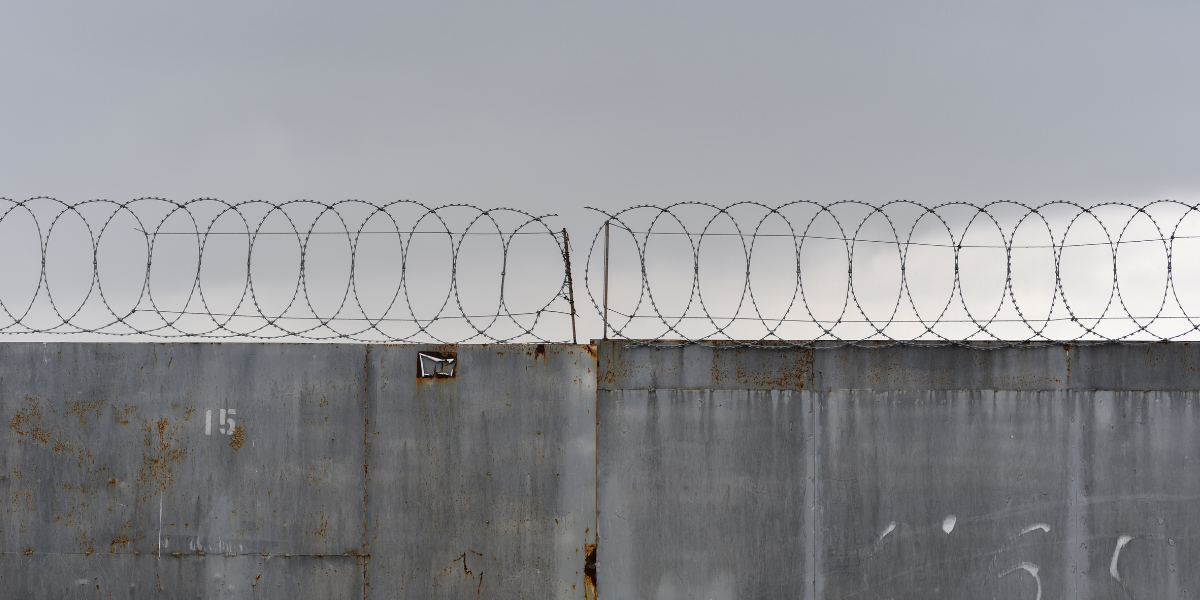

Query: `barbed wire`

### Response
(584, 200, 1200, 347)
(6, 198, 1200, 347)
(0, 198, 575, 343)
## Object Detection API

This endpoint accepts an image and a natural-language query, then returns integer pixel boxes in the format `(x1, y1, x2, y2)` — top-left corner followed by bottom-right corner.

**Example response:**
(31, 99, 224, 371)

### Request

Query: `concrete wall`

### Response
(4, 341, 1200, 599)
(597, 341, 1200, 600)
(0, 343, 596, 599)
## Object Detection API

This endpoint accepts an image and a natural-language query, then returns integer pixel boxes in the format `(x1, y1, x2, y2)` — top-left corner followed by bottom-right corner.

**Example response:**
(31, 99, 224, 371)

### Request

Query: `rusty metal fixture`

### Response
(583, 541, 597, 600)
(417, 351, 457, 378)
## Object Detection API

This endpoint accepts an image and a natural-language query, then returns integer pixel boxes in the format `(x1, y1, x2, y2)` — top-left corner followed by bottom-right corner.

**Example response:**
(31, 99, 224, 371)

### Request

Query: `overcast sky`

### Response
(4, 0, 1199, 215)
(3, 1, 1200, 342)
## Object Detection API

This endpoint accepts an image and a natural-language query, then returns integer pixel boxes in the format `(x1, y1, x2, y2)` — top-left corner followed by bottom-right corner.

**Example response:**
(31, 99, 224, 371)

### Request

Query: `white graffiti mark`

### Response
(1018, 523, 1051, 537)
(1110, 535, 1134, 581)
(1000, 562, 1042, 600)
(878, 521, 897, 543)
(219, 409, 236, 435)
(157, 492, 164, 558)
(942, 515, 957, 534)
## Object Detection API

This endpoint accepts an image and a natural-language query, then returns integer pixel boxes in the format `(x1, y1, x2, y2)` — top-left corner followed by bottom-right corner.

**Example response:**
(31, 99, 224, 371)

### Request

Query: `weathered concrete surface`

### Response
(597, 341, 1200, 600)
(0, 553, 360, 597)
(0, 343, 596, 599)
(598, 389, 812, 600)
(364, 344, 597, 599)
(1, 344, 367, 598)
(598, 341, 1200, 391)
(5, 340, 1199, 598)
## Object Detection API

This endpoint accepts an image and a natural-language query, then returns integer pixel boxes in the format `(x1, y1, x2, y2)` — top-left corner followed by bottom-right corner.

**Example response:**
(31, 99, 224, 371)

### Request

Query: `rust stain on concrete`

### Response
(137, 417, 188, 496)
(64, 397, 107, 427)
(10, 396, 51, 445)
(229, 421, 246, 450)
(583, 540, 598, 600)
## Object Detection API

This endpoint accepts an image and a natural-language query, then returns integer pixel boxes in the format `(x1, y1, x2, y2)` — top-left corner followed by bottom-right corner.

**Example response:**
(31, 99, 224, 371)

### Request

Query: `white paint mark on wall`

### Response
(878, 521, 897, 543)
(1110, 535, 1134, 581)
(205, 408, 236, 436)
(1019, 523, 1051, 537)
(1000, 562, 1042, 600)
(942, 515, 957, 534)
(157, 492, 163, 558)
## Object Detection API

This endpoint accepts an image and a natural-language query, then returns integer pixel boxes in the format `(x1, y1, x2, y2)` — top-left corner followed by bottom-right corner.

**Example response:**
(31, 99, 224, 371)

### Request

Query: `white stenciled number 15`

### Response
(204, 409, 236, 436)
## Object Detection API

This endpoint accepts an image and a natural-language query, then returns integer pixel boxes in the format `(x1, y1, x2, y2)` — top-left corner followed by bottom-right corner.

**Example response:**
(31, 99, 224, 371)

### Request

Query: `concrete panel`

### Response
(597, 388, 811, 600)
(1, 344, 369, 595)
(817, 390, 1074, 599)
(816, 390, 1200, 600)
(597, 341, 1200, 600)
(363, 344, 597, 600)
(1075, 391, 1200, 600)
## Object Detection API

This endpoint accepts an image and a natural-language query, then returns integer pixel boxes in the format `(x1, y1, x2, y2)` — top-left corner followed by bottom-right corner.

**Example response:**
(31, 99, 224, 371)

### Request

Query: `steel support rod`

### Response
(603, 220, 610, 340)
(562, 228, 578, 344)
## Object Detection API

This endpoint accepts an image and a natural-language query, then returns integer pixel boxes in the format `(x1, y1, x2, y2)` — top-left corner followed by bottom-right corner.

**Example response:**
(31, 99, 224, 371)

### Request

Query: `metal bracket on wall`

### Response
(417, 352, 457, 378)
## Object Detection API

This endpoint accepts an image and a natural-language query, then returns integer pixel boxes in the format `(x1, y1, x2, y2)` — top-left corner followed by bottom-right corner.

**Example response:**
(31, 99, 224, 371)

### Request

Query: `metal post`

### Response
(603, 220, 610, 340)
(561, 228, 578, 345)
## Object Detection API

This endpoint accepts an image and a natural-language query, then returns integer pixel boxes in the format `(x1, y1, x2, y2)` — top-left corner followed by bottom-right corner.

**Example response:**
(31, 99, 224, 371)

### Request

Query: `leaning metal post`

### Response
(561, 228, 578, 344)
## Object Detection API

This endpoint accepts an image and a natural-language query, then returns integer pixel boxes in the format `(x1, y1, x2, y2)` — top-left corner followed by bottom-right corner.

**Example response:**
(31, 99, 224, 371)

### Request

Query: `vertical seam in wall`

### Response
(362, 345, 372, 600)
(1064, 344, 1072, 391)
(811, 392, 819, 600)
(594, 357, 600, 600)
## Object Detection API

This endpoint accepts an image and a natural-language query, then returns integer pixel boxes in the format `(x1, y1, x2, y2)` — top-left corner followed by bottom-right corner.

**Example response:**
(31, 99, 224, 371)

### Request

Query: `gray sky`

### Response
(4, 0, 1199, 211)
(3, 1, 1200, 343)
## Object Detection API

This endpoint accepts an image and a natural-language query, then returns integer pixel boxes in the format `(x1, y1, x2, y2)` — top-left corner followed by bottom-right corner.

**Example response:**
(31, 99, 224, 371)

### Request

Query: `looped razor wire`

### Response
(584, 200, 1200, 348)
(0, 197, 574, 343)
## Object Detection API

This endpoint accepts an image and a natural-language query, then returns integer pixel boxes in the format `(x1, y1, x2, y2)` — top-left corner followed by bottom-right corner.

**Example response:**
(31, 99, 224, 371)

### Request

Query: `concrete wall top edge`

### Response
(0, 341, 595, 349)
(595, 340, 1200, 391)
(4, 340, 1194, 392)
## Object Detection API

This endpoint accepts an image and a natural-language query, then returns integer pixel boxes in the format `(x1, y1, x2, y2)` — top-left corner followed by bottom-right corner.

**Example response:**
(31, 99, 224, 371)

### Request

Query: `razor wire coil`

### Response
(5, 197, 1200, 347)
(583, 200, 1200, 348)
(0, 197, 574, 343)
